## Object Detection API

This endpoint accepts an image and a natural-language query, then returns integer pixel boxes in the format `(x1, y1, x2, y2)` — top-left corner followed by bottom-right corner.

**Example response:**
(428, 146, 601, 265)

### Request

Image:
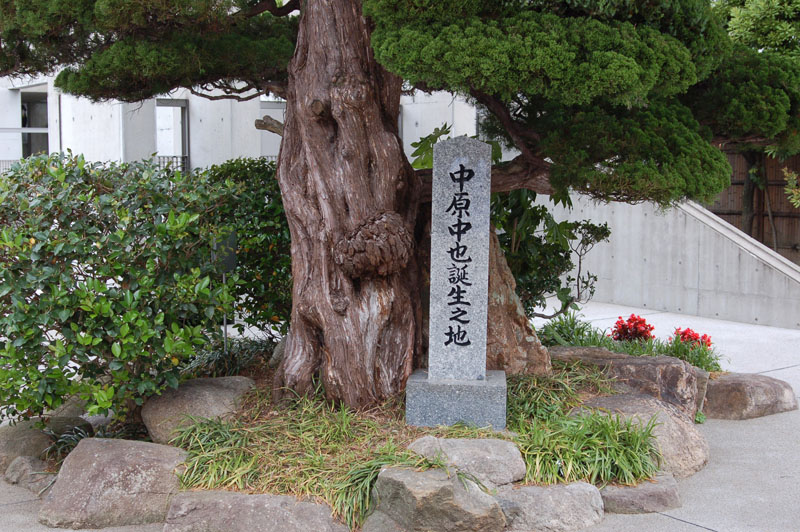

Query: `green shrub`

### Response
(206, 158, 291, 338)
(0, 153, 237, 420)
(491, 190, 610, 318)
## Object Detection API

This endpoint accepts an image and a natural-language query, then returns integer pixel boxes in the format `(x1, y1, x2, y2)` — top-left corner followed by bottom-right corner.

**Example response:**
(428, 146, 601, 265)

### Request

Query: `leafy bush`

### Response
(611, 314, 655, 341)
(0, 153, 237, 420)
(540, 313, 723, 372)
(206, 158, 291, 339)
(492, 190, 611, 318)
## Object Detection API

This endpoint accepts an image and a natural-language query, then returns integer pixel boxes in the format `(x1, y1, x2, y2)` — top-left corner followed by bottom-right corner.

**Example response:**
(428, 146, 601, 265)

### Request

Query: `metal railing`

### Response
(0, 160, 18, 173)
(155, 155, 189, 173)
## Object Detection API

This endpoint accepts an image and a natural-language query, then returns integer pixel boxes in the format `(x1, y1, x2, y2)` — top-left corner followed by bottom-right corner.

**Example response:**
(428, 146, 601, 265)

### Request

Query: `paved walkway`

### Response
(2, 302, 799, 531)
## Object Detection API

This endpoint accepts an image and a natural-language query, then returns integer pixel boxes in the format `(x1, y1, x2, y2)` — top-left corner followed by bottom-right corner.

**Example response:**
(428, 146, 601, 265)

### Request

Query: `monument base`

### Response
(405, 369, 507, 430)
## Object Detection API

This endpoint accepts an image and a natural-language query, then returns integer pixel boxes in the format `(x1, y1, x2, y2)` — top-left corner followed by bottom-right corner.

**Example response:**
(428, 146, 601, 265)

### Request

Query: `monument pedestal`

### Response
(405, 369, 507, 430)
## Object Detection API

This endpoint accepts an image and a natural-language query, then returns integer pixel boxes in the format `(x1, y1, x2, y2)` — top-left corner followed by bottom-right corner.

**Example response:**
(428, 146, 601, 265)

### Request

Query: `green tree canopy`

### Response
(719, 0, 800, 56)
(365, 0, 734, 203)
(3, 0, 780, 203)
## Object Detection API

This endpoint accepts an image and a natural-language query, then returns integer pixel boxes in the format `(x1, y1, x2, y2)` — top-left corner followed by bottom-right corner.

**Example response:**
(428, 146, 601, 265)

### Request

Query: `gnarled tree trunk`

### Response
(273, 0, 422, 407)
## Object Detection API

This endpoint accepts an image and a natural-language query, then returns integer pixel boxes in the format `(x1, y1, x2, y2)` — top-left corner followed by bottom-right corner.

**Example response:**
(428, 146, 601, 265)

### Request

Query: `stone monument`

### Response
(406, 136, 507, 429)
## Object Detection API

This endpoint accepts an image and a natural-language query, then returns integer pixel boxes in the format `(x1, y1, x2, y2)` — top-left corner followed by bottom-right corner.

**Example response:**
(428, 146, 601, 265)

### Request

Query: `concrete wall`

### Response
(399, 91, 476, 155)
(552, 196, 800, 329)
(60, 94, 123, 161)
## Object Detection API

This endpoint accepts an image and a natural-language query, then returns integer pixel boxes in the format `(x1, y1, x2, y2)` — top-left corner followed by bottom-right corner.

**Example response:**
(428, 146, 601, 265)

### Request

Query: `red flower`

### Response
(672, 328, 712, 349)
(611, 314, 654, 341)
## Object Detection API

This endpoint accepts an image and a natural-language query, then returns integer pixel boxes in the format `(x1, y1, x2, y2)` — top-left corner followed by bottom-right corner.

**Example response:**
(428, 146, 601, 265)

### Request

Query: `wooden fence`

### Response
(707, 152, 800, 266)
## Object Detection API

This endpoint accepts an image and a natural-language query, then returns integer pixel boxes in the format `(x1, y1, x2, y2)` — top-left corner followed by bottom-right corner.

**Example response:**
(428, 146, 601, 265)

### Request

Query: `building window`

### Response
(155, 99, 189, 172)
(1, 87, 49, 171)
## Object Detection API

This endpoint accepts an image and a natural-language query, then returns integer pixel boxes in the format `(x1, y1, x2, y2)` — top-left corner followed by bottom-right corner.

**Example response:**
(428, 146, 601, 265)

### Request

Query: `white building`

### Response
(0, 75, 477, 172)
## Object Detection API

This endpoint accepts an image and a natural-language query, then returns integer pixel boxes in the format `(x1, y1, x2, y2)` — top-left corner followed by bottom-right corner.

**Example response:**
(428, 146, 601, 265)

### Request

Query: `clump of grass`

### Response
(43, 422, 150, 464)
(182, 337, 274, 378)
(514, 413, 659, 486)
(174, 363, 660, 528)
(172, 385, 495, 529)
(540, 312, 723, 372)
(507, 362, 660, 486)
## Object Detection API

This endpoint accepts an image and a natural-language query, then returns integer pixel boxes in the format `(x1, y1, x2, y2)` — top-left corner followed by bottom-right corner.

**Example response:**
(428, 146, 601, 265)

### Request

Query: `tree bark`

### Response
(273, 0, 422, 407)
(486, 229, 551, 375)
(741, 152, 758, 236)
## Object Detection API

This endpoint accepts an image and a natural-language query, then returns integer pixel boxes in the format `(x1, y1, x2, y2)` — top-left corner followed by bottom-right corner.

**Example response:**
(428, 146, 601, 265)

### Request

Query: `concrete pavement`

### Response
(2, 301, 799, 531)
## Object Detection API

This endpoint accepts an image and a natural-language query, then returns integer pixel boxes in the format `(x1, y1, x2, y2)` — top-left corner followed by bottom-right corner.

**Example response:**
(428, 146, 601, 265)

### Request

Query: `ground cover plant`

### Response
(540, 312, 724, 372)
(173, 360, 659, 529)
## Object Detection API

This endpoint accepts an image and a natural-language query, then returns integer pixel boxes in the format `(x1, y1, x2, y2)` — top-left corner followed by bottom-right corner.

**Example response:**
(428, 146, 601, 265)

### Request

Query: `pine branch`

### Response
(245, 0, 301, 17)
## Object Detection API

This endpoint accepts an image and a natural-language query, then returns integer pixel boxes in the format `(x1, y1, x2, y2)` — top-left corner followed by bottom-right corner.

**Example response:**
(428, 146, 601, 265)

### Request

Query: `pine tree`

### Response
(1, 0, 784, 407)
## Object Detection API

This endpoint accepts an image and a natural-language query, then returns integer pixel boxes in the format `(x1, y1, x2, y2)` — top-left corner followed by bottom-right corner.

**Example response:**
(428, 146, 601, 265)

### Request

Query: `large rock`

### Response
(269, 334, 288, 368)
(600, 472, 681, 514)
(486, 229, 551, 375)
(163, 491, 348, 532)
(704, 373, 798, 420)
(45, 416, 94, 438)
(4, 456, 55, 497)
(579, 394, 709, 478)
(551, 346, 705, 418)
(408, 436, 525, 487)
(141, 376, 254, 444)
(38, 438, 186, 529)
(362, 467, 506, 532)
(0, 420, 52, 473)
(495, 482, 604, 532)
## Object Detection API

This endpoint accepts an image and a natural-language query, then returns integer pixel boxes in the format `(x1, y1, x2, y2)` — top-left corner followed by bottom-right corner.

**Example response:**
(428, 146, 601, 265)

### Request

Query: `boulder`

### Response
(45, 416, 94, 437)
(47, 396, 87, 418)
(408, 436, 525, 487)
(486, 229, 551, 375)
(495, 482, 604, 532)
(550, 346, 704, 419)
(4, 456, 55, 497)
(704, 373, 798, 420)
(0, 420, 52, 473)
(141, 376, 255, 444)
(579, 394, 709, 478)
(38, 438, 186, 529)
(600, 472, 681, 514)
(694, 368, 710, 414)
(269, 334, 288, 368)
(163, 491, 348, 532)
(361, 467, 506, 532)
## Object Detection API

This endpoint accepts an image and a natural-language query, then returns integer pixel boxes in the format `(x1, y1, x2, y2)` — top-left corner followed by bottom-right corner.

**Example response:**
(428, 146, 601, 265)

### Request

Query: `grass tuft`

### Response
(506, 362, 660, 486)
